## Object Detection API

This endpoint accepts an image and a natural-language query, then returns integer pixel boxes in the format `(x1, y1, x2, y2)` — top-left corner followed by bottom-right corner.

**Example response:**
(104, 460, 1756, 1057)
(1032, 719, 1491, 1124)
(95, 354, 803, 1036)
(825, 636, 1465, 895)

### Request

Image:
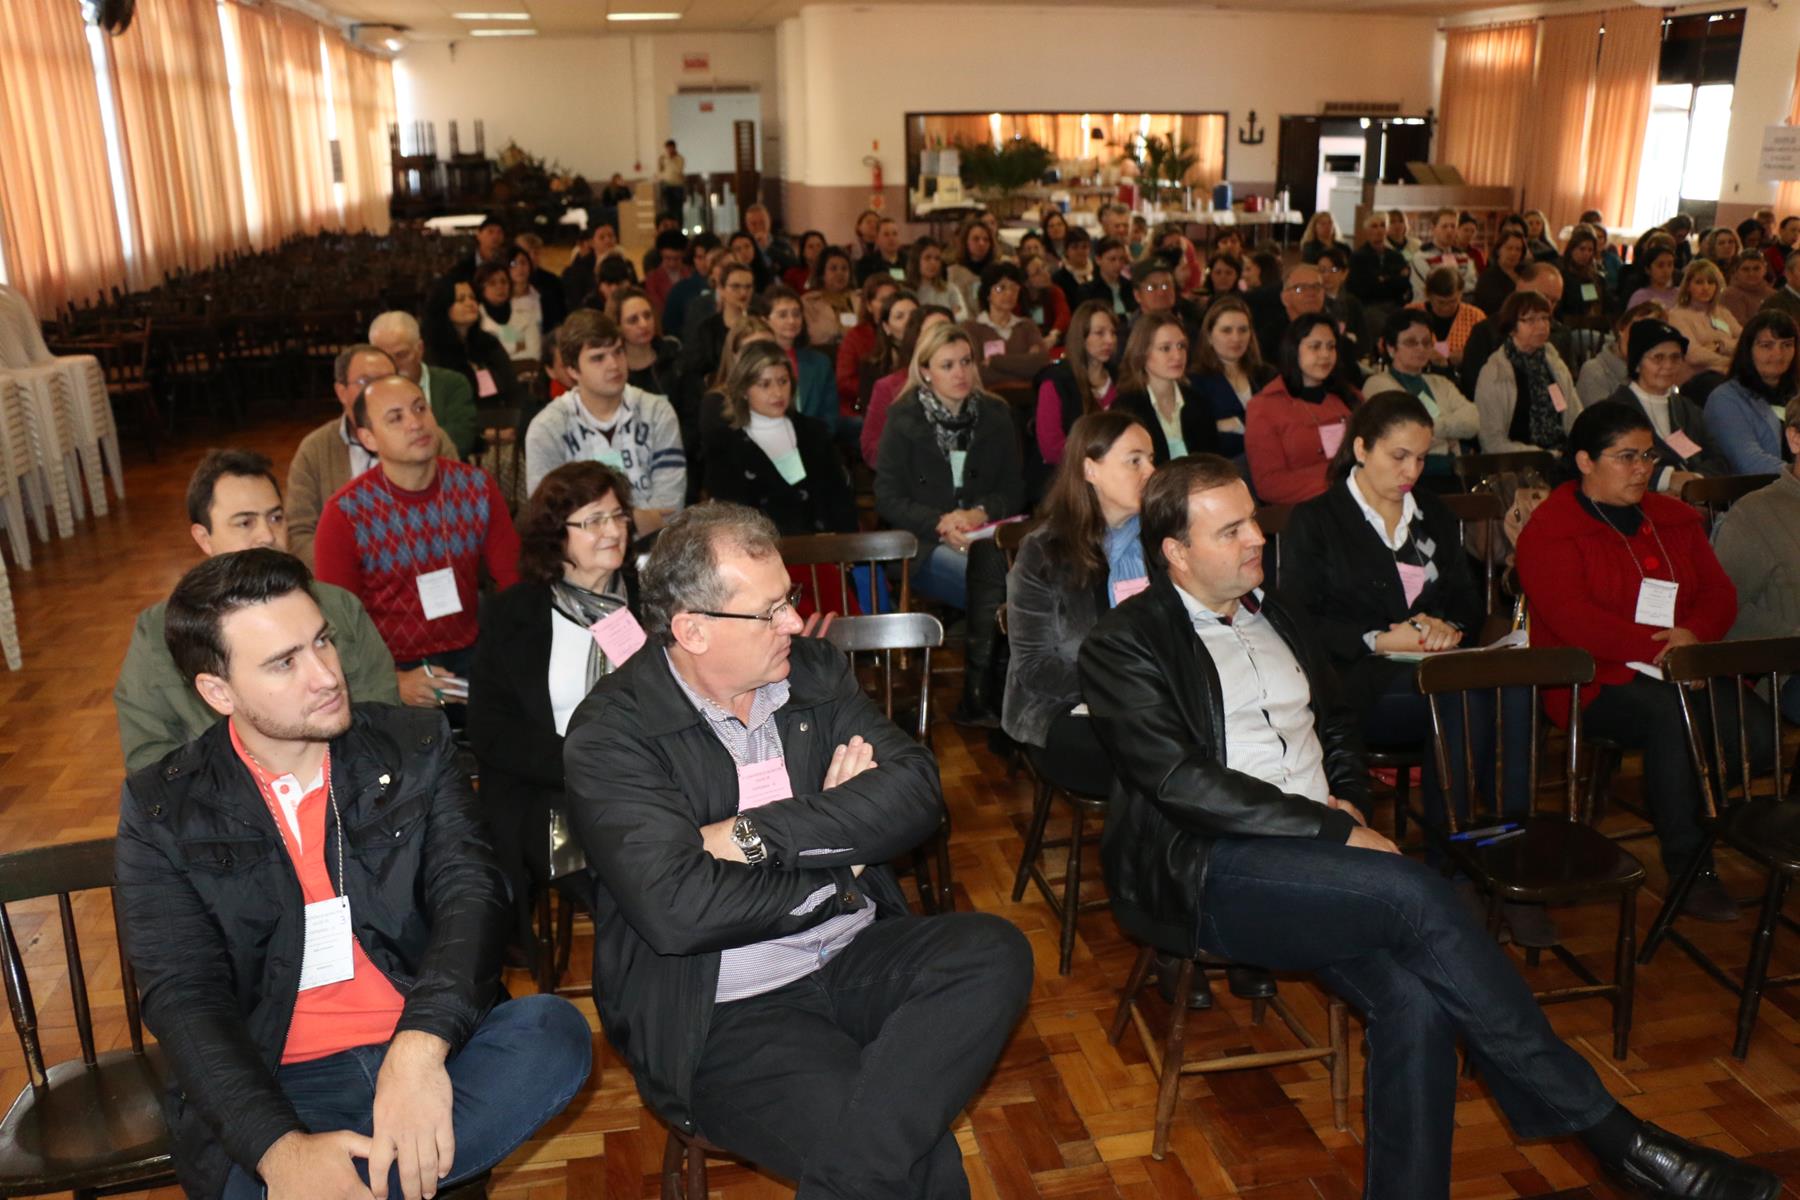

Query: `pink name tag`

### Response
(1397, 562, 1427, 606)
(475, 368, 498, 398)
(1433, 340, 1450, 359)
(1111, 576, 1149, 605)
(1318, 421, 1346, 458)
(1665, 429, 1703, 460)
(1548, 383, 1567, 413)
(589, 607, 647, 666)
(983, 339, 1006, 360)
(737, 756, 792, 811)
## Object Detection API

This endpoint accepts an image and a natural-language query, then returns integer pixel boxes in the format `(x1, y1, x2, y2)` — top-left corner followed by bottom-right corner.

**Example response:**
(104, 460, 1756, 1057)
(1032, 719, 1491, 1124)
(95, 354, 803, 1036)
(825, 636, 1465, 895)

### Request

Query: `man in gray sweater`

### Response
(1714, 405, 1800, 721)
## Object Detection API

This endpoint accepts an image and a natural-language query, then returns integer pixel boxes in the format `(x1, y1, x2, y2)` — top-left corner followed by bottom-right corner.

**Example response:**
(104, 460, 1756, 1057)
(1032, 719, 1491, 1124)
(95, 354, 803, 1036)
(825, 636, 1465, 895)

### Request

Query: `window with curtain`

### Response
(908, 111, 1227, 195)
(1435, 22, 1539, 189)
(109, 0, 250, 287)
(220, 0, 334, 246)
(0, 0, 127, 316)
(1778, 44, 1800, 218)
(1517, 13, 1602, 237)
(327, 36, 396, 236)
(1622, 8, 1735, 228)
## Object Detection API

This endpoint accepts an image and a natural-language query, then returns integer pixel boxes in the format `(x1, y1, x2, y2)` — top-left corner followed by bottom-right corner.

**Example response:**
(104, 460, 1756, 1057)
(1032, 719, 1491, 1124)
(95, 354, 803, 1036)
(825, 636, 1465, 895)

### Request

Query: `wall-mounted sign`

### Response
(683, 52, 709, 72)
(1759, 125, 1800, 183)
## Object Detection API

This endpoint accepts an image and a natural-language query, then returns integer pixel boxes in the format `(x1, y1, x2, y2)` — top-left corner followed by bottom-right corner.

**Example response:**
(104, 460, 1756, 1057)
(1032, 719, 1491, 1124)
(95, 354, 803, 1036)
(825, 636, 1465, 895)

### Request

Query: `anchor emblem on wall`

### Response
(1238, 110, 1265, 146)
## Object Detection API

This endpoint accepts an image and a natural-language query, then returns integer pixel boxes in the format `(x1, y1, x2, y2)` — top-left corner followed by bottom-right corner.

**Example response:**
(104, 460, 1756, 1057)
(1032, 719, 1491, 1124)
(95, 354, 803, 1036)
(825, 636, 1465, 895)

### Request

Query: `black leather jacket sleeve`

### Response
(1078, 605, 1358, 843)
(747, 647, 943, 871)
(114, 782, 304, 1174)
(392, 723, 510, 1053)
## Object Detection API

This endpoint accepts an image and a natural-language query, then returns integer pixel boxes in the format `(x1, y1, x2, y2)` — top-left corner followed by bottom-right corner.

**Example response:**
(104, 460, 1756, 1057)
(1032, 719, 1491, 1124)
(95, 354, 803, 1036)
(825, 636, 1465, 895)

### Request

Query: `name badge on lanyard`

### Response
(417, 567, 462, 620)
(737, 757, 793, 810)
(299, 896, 357, 991)
(1635, 578, 1678, 628)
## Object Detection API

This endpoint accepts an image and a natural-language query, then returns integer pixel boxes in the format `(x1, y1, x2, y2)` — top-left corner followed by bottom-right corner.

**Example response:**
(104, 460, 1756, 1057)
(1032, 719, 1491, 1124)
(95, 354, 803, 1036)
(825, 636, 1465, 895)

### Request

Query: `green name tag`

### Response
(1581, 282, 1598, 302)
(949, 448, 967, 488)
(772, 448, 807, 485)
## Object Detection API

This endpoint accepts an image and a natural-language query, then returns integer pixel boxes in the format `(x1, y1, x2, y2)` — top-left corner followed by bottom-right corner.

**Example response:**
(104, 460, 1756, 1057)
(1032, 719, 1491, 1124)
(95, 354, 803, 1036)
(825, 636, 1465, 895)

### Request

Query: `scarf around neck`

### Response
(549, 575, 629, 691)
(915, 383, 980, 462)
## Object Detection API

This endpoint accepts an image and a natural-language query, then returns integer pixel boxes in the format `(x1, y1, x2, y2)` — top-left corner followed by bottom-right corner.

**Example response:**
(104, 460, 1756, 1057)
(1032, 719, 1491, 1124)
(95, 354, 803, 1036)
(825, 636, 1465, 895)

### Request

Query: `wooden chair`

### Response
(660, 1126, 737, 1200)
(826, 613, 953, 913)
(1440, 489, 1504, 618)
(1109, 948, 1349, 1161)
(779, 530, 918, 616)
(1452, 450, 1555, 492)
(1417, 647, 1646, 1059)
(0, 837, 175, 1198)
(1680, 473, 1778, 523)
(1252, 503, 1291, 588)
(1011, 752, 1110, 975)
(1638, 637, 1800, 1058)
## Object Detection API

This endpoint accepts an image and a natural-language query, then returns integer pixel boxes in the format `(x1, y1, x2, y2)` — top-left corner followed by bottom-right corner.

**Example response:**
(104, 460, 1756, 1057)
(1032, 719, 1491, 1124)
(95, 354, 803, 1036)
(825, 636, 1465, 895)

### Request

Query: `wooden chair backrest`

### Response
(1680, 473, 1778, 522)
(825, 613, 944, 743)
(1661, 637, 1800, 821)
(780, 530, 919, 614)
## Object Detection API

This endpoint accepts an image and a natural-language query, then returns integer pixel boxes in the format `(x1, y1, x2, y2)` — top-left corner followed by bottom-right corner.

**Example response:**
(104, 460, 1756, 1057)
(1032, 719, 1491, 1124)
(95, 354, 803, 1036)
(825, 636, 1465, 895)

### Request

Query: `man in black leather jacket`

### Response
(1076, 456, 1777, 1200)
(115, 550, 591, 1200)
(565, 503, 1032, 1198)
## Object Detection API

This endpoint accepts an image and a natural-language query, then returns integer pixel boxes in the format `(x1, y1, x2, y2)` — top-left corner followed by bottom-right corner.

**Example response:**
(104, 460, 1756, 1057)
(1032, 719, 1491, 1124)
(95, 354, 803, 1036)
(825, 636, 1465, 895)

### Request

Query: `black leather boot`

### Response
(952, 541, 1006, 728)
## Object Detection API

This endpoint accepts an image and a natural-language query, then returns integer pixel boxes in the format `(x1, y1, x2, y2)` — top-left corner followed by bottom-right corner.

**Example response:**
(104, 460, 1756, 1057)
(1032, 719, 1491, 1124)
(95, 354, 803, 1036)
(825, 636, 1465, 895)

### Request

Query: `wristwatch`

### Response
(730, 815, 769, 865)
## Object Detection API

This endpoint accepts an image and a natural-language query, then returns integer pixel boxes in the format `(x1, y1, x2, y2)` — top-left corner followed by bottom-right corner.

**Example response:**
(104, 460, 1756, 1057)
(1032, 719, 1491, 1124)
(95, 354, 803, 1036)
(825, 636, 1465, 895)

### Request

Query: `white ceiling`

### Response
(312, 0, 1588, 39)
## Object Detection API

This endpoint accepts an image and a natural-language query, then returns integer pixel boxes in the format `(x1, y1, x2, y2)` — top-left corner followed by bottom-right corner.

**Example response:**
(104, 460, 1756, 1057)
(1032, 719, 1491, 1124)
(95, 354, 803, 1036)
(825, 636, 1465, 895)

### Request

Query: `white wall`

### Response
(1717, 2, 1800, 210)
(781, 4, 1441, 189)
(393, 31, 777, 182)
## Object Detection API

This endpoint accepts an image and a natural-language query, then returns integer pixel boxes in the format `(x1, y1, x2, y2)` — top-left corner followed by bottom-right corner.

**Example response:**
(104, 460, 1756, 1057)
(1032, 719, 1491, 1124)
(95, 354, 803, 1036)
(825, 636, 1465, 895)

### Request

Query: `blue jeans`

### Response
(1198, 838, 1615, 1200)
(221, 995, 591, 1199)
(909, 542, 969, 609)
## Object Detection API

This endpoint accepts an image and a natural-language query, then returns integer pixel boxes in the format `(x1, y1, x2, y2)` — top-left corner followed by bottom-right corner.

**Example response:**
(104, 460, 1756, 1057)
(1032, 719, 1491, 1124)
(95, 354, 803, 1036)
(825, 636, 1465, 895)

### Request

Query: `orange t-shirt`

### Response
(230, 724, 406, 1064)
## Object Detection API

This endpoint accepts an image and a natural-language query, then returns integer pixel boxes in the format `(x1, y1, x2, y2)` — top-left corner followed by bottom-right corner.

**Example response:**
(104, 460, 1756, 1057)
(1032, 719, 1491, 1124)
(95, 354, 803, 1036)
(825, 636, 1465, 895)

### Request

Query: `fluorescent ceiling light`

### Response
(470, 28, 537, 35)
(452, 11, 531, 17)
(607, 11, 682, 20)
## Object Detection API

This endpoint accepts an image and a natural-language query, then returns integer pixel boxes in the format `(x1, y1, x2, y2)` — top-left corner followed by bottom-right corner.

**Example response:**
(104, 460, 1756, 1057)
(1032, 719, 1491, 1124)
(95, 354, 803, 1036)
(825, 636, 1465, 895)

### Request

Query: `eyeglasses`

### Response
(1287, 282, 1324, 294)
(692, 585, 804, 624)
(1137, 282, 1173, 294)
(1601, 449, 1663, 467)
(565, 510, 630, 534)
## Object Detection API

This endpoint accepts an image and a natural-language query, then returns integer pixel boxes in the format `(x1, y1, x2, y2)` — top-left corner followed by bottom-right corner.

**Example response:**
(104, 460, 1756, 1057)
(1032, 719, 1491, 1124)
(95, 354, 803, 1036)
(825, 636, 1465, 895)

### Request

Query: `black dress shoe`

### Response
(1153, 953, 1214, 1010)
(1681, 872, 1741, 924)
(1609, 1121, 1779, 1199)
(1225, 965, 1277, 999)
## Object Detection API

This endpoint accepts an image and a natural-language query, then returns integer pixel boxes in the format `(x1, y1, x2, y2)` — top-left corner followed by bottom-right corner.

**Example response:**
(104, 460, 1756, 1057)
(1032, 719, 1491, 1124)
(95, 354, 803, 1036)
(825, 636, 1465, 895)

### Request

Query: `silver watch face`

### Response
(732, 816, 759, 846)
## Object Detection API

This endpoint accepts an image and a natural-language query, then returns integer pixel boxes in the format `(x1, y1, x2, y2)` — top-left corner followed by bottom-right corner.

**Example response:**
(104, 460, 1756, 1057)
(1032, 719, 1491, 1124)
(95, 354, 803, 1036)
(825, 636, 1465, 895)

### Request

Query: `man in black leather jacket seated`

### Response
(115, 549, 592, 1200)
(1076, 456, 1777, 1200)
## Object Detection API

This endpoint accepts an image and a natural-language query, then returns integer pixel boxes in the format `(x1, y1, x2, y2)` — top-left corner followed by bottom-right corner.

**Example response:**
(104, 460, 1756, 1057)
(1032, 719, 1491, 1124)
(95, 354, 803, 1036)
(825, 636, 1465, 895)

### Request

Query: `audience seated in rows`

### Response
(1474, 291, 1581, 456)
(1034, 300, 1119, 467)
(1602, 318, 1726, 489)
(965, 261, 1050, 386)
(422, 278, 522, 419)
(1362, 308, 1479, 481)
(1577, 302, 1665, 411)
(115, 450, 398, 771)
(1076, 454, 1778, 1199)
(1114, 311, 1217, 467)
(860, 303, 953, 469)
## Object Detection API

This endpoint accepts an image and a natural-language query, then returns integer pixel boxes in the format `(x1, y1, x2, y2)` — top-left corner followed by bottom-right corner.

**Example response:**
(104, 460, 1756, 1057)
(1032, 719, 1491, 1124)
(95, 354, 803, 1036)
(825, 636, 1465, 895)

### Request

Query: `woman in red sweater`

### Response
(1517, 400, 1770, 922)
(1244, 312, 1361, 504)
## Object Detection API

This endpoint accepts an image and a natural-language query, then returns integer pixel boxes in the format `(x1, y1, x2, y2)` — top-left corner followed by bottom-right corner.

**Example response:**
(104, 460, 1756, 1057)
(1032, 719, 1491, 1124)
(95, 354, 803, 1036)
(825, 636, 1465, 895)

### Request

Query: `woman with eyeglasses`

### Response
(468, 461, 643, 968)
(1599, 318, 1725, 491)
(1362, 308, 1479, 481)
(1516, 402, 1767, 923)
(1474, 291, 1581, 455)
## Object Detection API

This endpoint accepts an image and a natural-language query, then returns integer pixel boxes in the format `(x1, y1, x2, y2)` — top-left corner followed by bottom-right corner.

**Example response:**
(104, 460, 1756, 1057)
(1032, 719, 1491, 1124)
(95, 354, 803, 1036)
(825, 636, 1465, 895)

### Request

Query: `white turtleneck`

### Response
(747, 410, 799, 462)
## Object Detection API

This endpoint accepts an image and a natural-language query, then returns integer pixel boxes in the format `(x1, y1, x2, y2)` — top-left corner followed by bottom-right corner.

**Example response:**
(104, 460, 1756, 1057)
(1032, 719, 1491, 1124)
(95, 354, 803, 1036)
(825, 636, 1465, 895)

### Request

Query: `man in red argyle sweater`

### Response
(314, 375, 519, 709)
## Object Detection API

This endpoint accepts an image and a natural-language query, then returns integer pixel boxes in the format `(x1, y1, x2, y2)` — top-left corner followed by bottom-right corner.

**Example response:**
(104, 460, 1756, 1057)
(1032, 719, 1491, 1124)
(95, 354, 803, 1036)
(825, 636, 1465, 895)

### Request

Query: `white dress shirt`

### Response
(1173, 583, 1332, 805)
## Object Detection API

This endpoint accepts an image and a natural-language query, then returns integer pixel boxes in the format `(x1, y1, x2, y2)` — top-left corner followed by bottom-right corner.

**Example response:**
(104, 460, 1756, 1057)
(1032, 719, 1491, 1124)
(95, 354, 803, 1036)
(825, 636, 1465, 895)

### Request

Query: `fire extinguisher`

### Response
(863, 153, 884, 210)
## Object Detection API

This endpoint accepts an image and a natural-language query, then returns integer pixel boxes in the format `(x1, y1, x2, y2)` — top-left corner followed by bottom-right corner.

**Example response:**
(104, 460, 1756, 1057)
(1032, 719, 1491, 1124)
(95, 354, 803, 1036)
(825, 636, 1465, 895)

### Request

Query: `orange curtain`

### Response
(221, 0, 334, 245)
(1436, 22, 1539, 189)
(1774, 45, 1800, 216)
(1583, 7, 1662, 229)
(109, 0, 250, 287)
(0, 0, 127, 316)
(328, 37, 396, 235)
(1518, 13, 1601, 237)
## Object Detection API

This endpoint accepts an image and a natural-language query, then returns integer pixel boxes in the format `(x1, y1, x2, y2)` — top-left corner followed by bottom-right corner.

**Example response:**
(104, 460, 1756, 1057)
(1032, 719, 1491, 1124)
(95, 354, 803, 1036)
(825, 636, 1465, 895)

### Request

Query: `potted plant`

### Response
(1131, 134, 1199, 212)
(957, 136, 1055, 220)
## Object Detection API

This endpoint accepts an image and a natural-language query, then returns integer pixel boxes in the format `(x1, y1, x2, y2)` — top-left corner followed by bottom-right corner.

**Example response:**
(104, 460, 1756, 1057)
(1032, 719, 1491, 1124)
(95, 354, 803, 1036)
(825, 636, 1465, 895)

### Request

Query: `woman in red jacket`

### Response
(1517, 400, 1771, 922)
(1244, 312, 1361, 503)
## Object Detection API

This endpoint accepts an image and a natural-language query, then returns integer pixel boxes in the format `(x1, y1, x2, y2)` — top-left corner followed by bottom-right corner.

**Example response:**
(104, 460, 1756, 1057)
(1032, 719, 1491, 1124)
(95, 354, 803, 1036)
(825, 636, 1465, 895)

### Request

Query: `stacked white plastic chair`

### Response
(0, 296, 78, 540)
(0, 285, 117, 521)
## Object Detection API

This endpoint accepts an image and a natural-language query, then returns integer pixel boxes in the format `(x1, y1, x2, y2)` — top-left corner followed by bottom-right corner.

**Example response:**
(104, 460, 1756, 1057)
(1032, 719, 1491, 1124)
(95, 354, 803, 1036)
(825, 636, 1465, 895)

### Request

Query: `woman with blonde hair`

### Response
(1523, 209, 1559, 262)
(1299, 211, 1343, 264)
(694, 314, 775, 441)
(1666, 258, 1740, 381)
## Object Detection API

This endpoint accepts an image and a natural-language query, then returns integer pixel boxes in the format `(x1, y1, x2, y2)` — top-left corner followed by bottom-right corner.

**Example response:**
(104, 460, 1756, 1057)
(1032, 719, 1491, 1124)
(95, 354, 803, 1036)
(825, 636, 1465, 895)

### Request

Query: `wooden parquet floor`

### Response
(5, 416, 1800, 1198)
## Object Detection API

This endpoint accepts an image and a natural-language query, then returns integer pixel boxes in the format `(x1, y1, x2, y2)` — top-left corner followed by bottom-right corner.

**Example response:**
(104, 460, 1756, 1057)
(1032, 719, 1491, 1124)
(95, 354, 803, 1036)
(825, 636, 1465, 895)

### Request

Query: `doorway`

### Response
(1276, 115, 1433, 226)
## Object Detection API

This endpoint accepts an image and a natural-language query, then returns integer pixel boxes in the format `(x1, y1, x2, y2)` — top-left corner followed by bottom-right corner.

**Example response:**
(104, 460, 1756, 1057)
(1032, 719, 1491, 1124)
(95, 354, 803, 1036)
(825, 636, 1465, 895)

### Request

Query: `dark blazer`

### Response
(1078, 578, 1364, 956)
(1081, 275, 1138, 317)
(563, 636, 942, 1131)
(1114, 380, 1221, 465)
(1002, 527, 1108, 746)
(702, 413, 857, 536)
(874, 393, 1026, 560)
(1280, 479, 1485, 712)
(114, 706, 508, 1200)
(628, 336, 683, 399)
(1602, 383, 1730, 480)
(1348, 242, 1412, 307)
